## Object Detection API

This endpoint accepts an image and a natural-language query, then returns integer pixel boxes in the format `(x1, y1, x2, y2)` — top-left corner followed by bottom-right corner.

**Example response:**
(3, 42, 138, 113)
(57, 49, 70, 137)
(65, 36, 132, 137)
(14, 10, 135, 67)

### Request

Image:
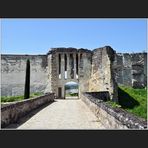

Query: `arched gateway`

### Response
(47, 48, 91, 99)
(65, 81, 79, 99)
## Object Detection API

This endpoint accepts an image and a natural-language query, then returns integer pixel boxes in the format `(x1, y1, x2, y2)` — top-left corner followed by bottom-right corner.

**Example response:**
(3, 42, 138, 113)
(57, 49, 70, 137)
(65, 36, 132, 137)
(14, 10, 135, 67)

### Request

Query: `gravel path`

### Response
(16, 99, 105, 129)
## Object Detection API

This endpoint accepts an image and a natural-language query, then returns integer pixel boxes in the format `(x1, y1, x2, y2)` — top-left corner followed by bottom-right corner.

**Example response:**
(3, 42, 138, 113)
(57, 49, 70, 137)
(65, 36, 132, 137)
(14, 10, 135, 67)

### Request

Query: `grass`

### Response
(107, 86, 147, 119)
(1, 92, 44, 103)
(65, 93, 78, 97)
(106, 101, 122, 108)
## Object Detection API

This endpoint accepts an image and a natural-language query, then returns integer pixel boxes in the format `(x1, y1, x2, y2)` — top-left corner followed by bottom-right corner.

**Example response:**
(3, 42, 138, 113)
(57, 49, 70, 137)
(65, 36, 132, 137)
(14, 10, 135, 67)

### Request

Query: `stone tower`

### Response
(47, 47, 92, 99)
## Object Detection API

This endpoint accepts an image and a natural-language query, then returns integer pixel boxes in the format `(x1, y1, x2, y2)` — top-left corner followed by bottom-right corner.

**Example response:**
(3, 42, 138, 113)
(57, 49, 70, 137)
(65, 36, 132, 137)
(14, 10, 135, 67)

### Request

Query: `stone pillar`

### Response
(61, 53, 65, 80)
(78, 53, 81, 78)
(67, 53, 70, 79)
(61, 86, 64, 99)
(103, 46, 118, 102)
(73, 53, 76, 79)
(79, 52, 84, 78)
(57, 53, 59, 78)
(44, 54, 52, 93)
(76, 53, 78, 79)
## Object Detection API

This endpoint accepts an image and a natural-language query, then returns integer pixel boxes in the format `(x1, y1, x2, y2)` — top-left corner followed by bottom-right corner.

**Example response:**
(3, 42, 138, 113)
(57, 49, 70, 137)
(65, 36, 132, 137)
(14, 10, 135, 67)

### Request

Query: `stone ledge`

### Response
(1, 93, 55, 128)
(82, 92, 147, 129)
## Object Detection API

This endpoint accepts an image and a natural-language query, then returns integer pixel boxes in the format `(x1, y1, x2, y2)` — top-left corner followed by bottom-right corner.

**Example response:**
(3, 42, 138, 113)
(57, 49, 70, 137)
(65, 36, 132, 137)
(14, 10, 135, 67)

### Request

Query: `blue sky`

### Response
(1, 19, 147, 54)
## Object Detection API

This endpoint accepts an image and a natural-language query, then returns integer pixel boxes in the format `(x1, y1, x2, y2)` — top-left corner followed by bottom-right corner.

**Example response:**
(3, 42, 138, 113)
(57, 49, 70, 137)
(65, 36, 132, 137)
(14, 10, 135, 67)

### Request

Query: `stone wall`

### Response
(81, 92, 147, 129)
(114, 53, 147, 88)
(48, 51, 58, 96)
(89, 46, 118, 102)
(1, 47, 147, 98)
(1, 54, 49, 96)
(48, 48, 92, 98)
(1, 93, 55, 128)
(78, 49, 92, 98)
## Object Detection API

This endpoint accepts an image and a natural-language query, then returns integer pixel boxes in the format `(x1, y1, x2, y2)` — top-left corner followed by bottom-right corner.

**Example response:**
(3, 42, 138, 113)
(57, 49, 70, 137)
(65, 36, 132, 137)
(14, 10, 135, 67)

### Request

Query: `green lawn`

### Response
(108, 86, 147, 119)
(1, 92, 44, 103)
(65, 93, 78, 97)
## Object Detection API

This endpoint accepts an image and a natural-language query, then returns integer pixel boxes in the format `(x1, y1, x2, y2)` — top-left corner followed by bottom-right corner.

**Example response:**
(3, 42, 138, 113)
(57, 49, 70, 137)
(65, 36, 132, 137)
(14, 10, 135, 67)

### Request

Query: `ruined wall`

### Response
(1, 47, 147, 98)
(45, 54, 52, 93)
(1, 55, 49, 96)
(78, 49, 92, 97)
(48, 48, 91, 98)
(89, 46, 118, 101)
(114, 53, 147, 88)
(49, 50, 59, 97)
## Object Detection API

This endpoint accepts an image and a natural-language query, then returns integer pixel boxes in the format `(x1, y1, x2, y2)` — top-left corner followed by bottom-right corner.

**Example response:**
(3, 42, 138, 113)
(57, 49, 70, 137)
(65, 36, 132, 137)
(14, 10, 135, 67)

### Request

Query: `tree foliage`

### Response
(24, 59, 30, 99)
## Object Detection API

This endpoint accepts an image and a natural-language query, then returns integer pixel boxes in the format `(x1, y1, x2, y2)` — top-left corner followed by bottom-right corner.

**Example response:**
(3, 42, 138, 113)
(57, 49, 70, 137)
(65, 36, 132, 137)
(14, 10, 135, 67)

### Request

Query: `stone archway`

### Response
(64, 81, 79, 99)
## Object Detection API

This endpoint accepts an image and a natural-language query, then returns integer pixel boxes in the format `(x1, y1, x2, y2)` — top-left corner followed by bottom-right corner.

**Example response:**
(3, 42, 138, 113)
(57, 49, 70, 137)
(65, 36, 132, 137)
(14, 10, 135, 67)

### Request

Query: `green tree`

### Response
(24, 59, 30, 99)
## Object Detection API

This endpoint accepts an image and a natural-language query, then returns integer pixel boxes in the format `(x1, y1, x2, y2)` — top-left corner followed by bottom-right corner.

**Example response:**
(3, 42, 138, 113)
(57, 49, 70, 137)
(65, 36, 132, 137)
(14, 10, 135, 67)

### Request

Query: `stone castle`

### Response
(1, 46, 147, 102)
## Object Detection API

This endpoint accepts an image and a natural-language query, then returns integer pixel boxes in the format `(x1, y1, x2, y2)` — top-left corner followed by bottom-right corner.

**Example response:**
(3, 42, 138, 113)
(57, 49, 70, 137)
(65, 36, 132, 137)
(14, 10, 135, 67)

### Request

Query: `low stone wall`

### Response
(84, 92, 110, 101)
(81, 92, 147, 129)
(1, 93, 55, 128)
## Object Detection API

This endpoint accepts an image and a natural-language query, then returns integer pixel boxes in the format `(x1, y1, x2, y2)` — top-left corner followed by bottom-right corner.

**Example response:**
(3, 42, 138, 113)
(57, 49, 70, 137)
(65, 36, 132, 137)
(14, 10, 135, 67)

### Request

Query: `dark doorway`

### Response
(58, 87, 62, 98)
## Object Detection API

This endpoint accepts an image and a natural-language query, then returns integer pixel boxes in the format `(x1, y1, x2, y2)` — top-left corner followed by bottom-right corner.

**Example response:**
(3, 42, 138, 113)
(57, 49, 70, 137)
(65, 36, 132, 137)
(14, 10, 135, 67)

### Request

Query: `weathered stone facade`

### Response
(47, 48, 92, 98)
(114, 52, 147, 88)
(1, 46, 147, 102)
(1, 55, 49, 96)
(89, 46, 118, 101)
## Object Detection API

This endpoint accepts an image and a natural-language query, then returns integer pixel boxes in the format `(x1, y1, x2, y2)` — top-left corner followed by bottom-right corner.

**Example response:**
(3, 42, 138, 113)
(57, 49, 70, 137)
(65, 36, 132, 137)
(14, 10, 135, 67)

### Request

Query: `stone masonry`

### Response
(1, 55, 49, 96)
(1, 46, 147, 102)
(114, 52, 147, 88)
(89, 46, 118, 101)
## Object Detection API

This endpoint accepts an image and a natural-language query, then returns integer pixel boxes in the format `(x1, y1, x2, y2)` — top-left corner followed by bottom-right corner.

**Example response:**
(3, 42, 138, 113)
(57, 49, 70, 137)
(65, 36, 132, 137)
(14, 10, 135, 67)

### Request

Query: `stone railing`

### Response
(81, 92, 147, 129)
(1, 93, 55, 128)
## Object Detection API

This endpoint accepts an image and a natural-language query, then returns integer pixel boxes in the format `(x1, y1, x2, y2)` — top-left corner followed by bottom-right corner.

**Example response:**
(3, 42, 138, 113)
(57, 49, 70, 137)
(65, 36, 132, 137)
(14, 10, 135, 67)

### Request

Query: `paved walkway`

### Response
(14, 99, 105, 129)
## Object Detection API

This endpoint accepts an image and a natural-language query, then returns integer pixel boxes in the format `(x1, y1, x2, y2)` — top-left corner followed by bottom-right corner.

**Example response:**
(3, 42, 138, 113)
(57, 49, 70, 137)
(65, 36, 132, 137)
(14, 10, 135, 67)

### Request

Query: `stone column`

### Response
(73, 53, 76, 79)
(44, 54, 52, 93)
(79, 52, 84, 78)
(67, 53, 70, 79)
(76, 53, 79, 79)
(61, 53, 65, 80)
(57, 53, 59, 78)
(61, 86, 64, 99)
(78, 53, 80, 78)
